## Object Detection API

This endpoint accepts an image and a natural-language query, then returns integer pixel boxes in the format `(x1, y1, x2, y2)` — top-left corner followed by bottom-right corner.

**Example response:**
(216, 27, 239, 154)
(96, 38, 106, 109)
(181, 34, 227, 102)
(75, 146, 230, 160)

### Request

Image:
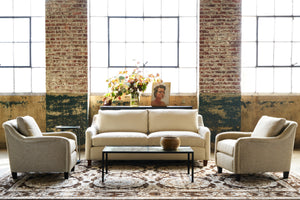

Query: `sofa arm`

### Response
(85, 126, 97, 160)
(198, 126, 211, 160)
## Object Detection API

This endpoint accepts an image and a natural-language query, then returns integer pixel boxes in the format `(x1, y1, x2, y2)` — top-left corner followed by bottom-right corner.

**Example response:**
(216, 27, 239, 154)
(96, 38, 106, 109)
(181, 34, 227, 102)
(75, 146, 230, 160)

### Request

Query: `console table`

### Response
(100, 106, 193, 110)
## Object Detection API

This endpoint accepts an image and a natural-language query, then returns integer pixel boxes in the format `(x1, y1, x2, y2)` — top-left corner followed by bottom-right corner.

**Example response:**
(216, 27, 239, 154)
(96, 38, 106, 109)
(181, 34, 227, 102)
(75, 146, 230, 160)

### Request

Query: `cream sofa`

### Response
(85, 109, 211, 166)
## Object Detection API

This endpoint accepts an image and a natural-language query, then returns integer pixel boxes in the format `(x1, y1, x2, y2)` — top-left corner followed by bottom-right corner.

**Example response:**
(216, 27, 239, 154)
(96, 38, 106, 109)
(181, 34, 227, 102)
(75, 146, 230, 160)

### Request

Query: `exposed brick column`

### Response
(45, 0, 88, 142)
(199, 0, 241, 142)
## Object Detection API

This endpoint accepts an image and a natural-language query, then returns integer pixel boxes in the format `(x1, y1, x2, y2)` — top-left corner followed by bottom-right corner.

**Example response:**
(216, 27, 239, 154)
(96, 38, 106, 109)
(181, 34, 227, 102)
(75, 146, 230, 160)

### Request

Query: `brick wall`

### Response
(199, 0, 241, 141)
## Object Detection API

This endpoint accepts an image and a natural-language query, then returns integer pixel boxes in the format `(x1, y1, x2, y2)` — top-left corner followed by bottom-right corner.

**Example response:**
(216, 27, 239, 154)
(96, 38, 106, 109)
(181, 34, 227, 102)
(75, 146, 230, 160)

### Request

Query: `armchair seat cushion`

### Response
(216, 139, 237, 156)
(148, 131, 204, 146)
(92, 132, 148, 146)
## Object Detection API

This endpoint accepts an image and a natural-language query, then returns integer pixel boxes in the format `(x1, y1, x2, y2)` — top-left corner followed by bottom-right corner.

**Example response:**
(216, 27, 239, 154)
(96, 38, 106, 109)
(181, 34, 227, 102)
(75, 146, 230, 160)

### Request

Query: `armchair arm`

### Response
(215, 131, 252, 143)
(198, 126, 211, 160)
(43, 131, 77, 145)
(85, 126, 97, 160)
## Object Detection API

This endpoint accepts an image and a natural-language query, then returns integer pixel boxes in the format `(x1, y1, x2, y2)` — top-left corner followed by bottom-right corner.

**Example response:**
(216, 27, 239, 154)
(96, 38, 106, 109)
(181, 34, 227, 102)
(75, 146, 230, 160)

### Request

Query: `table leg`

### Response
(187, 153, 190, 174)
(102, 151, 105, 182)
(191, 152, 194, 182)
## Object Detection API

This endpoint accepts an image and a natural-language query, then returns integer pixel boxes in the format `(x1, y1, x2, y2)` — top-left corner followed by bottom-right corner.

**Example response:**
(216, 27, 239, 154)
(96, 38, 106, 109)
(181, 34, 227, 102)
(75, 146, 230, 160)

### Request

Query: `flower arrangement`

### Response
(103, 68, 162, 104)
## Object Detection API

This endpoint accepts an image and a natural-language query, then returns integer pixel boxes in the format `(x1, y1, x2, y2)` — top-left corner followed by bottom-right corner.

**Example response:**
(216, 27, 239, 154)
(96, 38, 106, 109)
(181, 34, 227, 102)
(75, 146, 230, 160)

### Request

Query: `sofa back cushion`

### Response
(98, 110, 148, 133)
(148, 109, 198, 133)
(17, 116, 43, 137)
(251, 115, 286, 137)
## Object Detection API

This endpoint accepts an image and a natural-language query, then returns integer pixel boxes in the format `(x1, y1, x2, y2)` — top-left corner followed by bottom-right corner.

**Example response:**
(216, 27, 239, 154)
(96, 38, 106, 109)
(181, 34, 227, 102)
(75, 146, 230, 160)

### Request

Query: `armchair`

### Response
(215, 115, 298, 180)
(2, 116, 77, 179)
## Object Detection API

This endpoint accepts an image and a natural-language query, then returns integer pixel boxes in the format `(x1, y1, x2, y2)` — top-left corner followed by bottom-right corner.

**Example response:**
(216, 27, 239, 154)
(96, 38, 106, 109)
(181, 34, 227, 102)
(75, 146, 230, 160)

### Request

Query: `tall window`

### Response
(89, 0, 199, 94)
(241, 0, 300, 93)
(0, 0, 45, 93)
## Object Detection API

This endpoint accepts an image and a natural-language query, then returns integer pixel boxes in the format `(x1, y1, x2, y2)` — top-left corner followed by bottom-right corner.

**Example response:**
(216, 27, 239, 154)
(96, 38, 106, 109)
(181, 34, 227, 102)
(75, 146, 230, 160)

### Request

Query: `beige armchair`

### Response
(215, 116, 298, 180)
(2, 116, 77, 179)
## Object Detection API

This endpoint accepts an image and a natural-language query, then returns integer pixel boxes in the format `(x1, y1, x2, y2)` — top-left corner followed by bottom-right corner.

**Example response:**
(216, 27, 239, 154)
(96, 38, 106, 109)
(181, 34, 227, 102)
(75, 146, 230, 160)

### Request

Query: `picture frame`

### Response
(151, 82, 171, 107)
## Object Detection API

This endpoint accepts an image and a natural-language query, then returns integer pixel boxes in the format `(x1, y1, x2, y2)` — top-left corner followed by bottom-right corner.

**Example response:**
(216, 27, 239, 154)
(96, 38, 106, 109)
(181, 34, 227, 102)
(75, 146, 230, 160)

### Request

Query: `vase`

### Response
(130, 92, 139, 107)
(160, 136, 181, 150)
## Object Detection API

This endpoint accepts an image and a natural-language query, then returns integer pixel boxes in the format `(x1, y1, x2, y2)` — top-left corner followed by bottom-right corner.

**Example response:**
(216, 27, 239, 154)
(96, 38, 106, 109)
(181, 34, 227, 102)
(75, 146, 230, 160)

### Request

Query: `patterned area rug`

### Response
(1, 160, 300, 199)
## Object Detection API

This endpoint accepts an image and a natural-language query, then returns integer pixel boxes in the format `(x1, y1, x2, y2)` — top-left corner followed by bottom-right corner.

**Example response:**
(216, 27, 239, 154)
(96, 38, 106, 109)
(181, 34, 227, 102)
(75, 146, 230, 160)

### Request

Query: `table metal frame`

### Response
(101, 146, 194, 182)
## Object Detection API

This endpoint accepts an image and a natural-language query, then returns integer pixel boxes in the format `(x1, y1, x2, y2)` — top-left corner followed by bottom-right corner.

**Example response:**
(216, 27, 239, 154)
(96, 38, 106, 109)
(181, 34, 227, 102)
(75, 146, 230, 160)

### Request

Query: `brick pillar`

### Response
(199, 0, 241, 142)
(45, 0, 88, 145)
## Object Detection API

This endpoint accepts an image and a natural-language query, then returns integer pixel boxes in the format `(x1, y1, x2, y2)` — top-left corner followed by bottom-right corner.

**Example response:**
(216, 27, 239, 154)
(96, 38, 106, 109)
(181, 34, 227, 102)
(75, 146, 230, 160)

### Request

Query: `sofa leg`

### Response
(203, 160, 208, 166)
(87, 160, 92, 167)
(235, 174, 241, 181)
(64, 172, 69, 179)
(12, 172, 17, 179)
(217, 166, 222, 173)
(283, 171, 289, 179)
(71, 166, 75, 172)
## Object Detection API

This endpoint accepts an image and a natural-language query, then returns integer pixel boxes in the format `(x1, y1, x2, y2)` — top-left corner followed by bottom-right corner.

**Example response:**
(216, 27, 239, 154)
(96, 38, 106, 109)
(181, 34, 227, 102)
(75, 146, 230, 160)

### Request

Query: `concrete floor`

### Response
(0, 148, 300, 176)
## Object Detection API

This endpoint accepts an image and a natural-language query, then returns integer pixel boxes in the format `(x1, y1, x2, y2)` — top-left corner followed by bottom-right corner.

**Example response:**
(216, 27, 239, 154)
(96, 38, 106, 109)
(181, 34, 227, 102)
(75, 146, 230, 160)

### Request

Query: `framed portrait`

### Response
(151, 82, 171, 107)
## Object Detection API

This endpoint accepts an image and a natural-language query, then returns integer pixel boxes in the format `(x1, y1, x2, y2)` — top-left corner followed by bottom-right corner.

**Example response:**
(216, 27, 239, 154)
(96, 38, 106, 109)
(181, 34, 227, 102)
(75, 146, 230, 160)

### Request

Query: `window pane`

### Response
(0, 69, 13, 92)
(292, 68, 300, 93)
(13, 0, 30, 16)
(14, 43, 30, 66)
(242, 17, 256, 42)
(274, 68, 291, 93)
(125, 43, 143, 66)
(144, 18, 161, 42)
(144, 0, 161, 16)
(292, 43, 300, 66)
(258, 42, 274, 66)
(109, 18, 125, 42)
(108, 0, 125, 16)
(14, 18, 30, 42)
(258, 18, 274, 42)
(31, 0, 45, 17)
(241, 68, 256, 93)
(162, 0, 178, 16)
(274, 42, 291, 66)
(241, 42, 256, 67)
(126, 18, 143, 42)
(162, 18, 177, 42)
(179, 43, 196, 67)
(15, 68, 31, 92)
(109, 43, 126, 66)
(275, 18, 292, 42)
(90, 0, 107, 16)
(179, 68, 196, 93)
(294, 1, 300, 15)
(179, 0, 196, 16)
(180, 17, 196, 42)
(0, 43, 13, 66)
(31, 17, 45, 42)
(162, 43, 177, 66)
(0, 1, 13, 16)
(126, 0, 143, 16)
(32, 68, 45, 93)
(257, 0, 274, 16)
(0, 18, 13, 42)
(91, 68, 108, 93)
(161, 68, 179, 93)
(91, 43, 108, 67)
(256, 68, 273, 93)
(144, 43, 161, 67)
(275, 0, 292, 15)
(32, 43, 45, 67)
(242, 0, 256, 16)
(293, 18, 300, 42)
(91, 17, 107, 42)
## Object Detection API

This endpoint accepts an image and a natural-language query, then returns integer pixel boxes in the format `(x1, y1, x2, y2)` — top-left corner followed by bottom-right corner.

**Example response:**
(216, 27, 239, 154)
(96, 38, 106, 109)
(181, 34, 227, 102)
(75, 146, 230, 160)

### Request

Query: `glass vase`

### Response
(130, 92, 139, 107)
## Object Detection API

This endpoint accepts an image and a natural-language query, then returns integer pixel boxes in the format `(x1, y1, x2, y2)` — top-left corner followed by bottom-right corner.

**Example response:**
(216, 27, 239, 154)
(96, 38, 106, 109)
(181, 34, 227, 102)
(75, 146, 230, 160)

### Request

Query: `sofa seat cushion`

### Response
(216, 139, 237, 156)
(148, 131, 204, 147)
(92, 132, 148, 146)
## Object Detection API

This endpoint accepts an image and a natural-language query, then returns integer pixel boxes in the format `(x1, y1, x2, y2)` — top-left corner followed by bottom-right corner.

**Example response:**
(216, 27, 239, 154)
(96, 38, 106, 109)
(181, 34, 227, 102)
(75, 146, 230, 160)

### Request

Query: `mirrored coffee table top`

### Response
(103, 146, 193, 153)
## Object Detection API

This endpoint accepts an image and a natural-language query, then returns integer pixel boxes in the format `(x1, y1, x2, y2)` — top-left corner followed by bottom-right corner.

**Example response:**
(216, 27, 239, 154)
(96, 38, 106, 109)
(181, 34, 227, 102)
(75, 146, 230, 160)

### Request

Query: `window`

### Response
(89, 0, 199, 94)
(0, 0, 45, 93)
(241, 0, 300, 93)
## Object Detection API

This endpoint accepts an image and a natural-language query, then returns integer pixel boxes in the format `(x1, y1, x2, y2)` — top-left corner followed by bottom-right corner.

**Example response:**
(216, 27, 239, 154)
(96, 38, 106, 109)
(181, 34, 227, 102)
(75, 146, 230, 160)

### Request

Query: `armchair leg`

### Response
(64, 172, 69, 179)
(203, 160, 208, 166)
(71, 166, 75, 172)
(235, 174, 241, 181)
(283, 171, 289, 179)
(217, 166, 222, 173)
(87, 160, 92, 167)
(12, 172, 17, 179)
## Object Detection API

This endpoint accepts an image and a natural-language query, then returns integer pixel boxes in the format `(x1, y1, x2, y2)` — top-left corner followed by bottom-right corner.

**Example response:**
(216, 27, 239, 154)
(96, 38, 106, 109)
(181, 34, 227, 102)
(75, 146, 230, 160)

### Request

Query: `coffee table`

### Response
(101, 146, 194, 182)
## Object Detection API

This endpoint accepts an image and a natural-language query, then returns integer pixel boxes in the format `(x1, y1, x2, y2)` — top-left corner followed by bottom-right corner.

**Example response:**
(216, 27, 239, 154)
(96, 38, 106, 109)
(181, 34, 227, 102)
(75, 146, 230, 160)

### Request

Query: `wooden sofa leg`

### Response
(283, 171, 289, 179)
(87, 160, 92, 167)
(64, 172, 69, 179)
(217, 166, 222, 173)
(203, 160, 208, 166)
(12, 172, 17, 179)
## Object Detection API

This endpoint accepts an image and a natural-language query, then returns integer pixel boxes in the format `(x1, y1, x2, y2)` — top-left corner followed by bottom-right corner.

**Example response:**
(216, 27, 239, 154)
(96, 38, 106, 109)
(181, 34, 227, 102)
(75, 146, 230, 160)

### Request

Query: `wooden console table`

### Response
(100, 106, 193, 110)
